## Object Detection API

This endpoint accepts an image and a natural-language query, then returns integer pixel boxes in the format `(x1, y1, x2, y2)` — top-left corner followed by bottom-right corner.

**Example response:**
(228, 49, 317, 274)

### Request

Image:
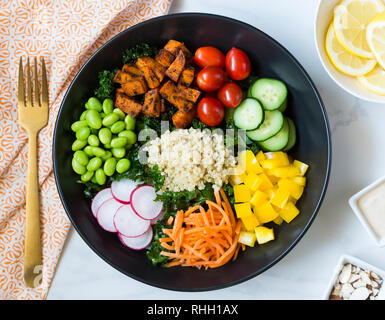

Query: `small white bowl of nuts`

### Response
(324, 255, 384, 300)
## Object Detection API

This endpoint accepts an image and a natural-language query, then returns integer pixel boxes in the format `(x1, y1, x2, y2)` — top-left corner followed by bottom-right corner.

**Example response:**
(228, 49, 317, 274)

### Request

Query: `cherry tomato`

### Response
(225, 47, 251, 80)
(217, 82, 243, 108)
(197, 97, 225, 126)
(196, 66, 225, 92)
(194, 46, 225, 68)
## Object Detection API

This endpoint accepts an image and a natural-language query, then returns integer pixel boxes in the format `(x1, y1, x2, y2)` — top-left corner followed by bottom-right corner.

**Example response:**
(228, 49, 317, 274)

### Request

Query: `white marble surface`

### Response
(47, 0, 385, 299)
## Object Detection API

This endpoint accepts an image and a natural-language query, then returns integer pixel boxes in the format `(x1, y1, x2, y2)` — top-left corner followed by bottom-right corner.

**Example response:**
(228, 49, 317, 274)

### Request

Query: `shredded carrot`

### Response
(167, 216, 174, 225)
(160, 188, 242, 269)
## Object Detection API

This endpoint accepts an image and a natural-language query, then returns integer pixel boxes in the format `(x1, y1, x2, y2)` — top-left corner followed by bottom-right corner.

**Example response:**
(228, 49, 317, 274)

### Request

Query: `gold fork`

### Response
(18, 57, 48, 288)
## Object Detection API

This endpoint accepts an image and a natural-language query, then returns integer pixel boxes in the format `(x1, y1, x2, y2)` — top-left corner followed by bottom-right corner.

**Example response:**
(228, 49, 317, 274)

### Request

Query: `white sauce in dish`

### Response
(358, 182, 385, 239)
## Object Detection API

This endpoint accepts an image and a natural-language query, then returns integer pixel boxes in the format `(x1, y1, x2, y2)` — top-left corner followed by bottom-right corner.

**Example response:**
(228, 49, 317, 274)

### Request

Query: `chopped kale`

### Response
(122, 43, 158, 64)
(94, 70, 116, 101)
(146, 222, 170, 266)
(237, 74, 259, 91)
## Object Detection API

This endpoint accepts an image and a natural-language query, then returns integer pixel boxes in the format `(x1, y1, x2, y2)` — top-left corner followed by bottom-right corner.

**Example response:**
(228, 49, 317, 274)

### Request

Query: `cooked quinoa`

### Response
(144, 128, 236, 192)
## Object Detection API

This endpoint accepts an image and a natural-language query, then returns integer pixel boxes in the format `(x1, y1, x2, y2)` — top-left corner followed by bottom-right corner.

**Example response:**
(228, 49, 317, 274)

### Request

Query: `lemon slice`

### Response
(326, 24, 377, 76)
(357, 64, 385, 94)
(333, 0, 385, 59)
(367, 11, 385, 69)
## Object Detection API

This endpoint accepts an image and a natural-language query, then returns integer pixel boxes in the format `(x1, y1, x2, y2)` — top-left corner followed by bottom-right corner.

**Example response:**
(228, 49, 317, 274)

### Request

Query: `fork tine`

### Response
(18, 57, 25, 108)
(33, 57, 40, 107)
(41, 57, 48, 108)
(26, 57, 33, 108)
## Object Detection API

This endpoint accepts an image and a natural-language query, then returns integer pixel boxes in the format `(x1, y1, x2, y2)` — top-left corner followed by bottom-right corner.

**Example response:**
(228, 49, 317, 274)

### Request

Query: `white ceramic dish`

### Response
(323, 254, 385, 300)
(314, 0, 385, 103)
(349, 175, 385, 247)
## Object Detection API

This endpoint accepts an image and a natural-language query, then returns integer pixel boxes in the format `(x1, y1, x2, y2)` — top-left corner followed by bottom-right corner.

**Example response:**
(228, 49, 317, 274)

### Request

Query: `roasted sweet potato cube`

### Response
(159, 80, 194, 112)
(155, 49, 175, 68)
(178, 85, 201, 103)
(139, 65, 160, 89)
(122, 63, 143, 77)
(172, 107, 197, 129)
(113, 70, 131, 84)
(165, 50, 186, 82)
(136, 56, 166, 83)
(143, 89, 161, 117)
(121, 80, 147, 96)
(177, 67, 195, 87)
(164, 40, 192, 59)
(115, 92, 142, 118)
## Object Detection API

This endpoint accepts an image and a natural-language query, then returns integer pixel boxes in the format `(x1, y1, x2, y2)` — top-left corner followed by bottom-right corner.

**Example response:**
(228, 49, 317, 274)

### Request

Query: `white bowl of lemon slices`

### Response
(315, 0, 385, 102)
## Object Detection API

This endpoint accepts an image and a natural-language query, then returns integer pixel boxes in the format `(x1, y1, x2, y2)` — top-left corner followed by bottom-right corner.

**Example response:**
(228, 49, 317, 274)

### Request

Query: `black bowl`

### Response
(53, 13, 331, 291)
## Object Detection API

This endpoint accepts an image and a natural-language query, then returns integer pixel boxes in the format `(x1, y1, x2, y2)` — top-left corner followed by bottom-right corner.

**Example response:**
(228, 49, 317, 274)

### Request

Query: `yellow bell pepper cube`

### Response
(273, 216, 284, 225)
(241, 214, 260, 231)
(244, 173, 262, 192)
(291, 176, 306, 186)
(286, 166, 301, 177)
(278, 179, 305, 200)
(238, 231, 256, 247)
(233, 184, 251, 203)
(260, 159, 284, 169)
(264, 151, 290, 166)
(230, 165, 247, 185)
(255, 226, 275, 244)
(256, 150, 266, 163)
(238, 150, 263, 174)
(250, 190, 267, 207)
(258, 173, 274, 190)
(253, 201, 279, 224)
(293, 160, 309, 176)
(234, 202, 253, 218)
(266, 167, 289, 178)
(264, 187, 277, 201)
(279, 202, 300, 223)
(270, 187, 291, 209)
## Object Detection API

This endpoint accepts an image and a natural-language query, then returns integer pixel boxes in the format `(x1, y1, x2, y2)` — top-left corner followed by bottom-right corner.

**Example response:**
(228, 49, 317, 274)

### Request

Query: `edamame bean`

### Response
(103, 98, 114, 115)
(81, 171, 94, 182)
(72, 158, 86, 175)
(111, 137, 128, 148)
(124, 114, 135, 130)
(87, 134, 99, 147)
(111, 147, 126, 158)
(76, 126, 91, 141)
(87, 97, 103, 112)
(72, 139, 87, 151)
(79, 110, 88, 121)
(71, 120, 88, 132)
(98, 127, 112, 145)
(104, 143, 112, 149)
(118, 130, 137, 145)
(113, 108, 125, 120)
(83, 146, 94, 157)
(85, 101, 90, 109)
(92, 147, 106, 158)
(101, 150, 112, 161)
(110, 121, 125, 134)
(95, 168, 106, 185)
(73, 150, 89, 166)
(102, 113, 119, 127)
(116, 159, 131, 173)
(86, 109, 102, 129)
(103, 158, 117, 176)
(91, 175, 98, 184)
(87, 157, 102, 171)
(100, 112, 106, 118)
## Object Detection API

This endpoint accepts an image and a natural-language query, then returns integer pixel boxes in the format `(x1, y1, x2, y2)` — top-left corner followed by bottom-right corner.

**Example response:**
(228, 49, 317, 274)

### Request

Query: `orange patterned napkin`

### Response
(0, 0, 172, 300)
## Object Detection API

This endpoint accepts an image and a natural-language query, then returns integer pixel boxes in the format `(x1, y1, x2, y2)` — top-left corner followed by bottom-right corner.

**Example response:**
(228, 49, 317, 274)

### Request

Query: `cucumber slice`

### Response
(250, 78, 288, 111)
(246, 110, 284, 142)
(233, 98, 264, 131)
(278, 99, 287, 113)
(283, 117, 296, 151)
(258, 118, 290, 151)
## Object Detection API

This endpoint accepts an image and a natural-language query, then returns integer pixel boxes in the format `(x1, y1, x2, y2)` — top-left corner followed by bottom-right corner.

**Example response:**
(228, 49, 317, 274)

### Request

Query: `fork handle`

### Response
(24, 130, 42, 288)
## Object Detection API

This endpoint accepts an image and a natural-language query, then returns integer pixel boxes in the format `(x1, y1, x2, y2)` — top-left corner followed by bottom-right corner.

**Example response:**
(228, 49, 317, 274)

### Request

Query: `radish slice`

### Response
(150, 210, 165, 225)
(118, 227, 153, 250)
(91, 188, 113, 217)
(113, 204, 150, 237)
(111, 179, 141, 204)
(130, 185, 163, 220)
(96, 198, 123, 232)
